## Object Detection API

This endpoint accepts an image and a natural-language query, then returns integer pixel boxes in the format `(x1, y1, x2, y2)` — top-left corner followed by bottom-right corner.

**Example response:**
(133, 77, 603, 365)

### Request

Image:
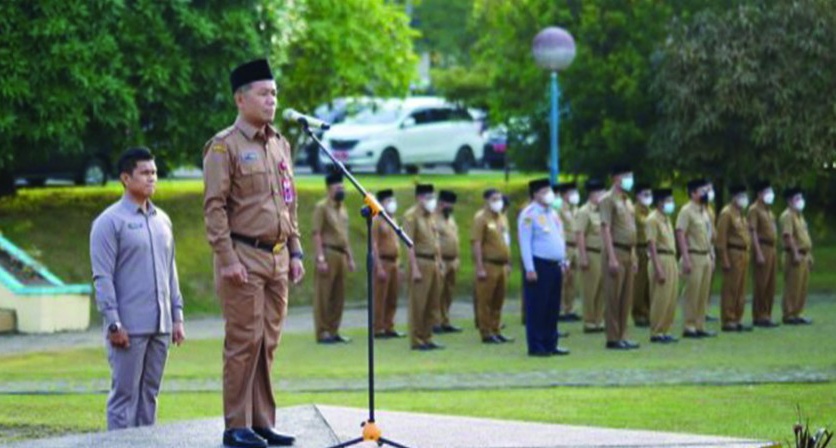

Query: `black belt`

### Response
(585, 247, 601, 254)
(613, 243, 634, 252)
(727, 244, 748, 252)
(442, 255, 458, 262)
(758, 239, 775, 247)
(688, 249, 710, 255)
(379, 255, 397, 262)
(325, 244, 348, 255)
(534, 257, 562, 266)
(231, 233, 285, 253)
(415, 253, 437, 261)
(657, 249, 675, 256)
(484, 259, 508, 266)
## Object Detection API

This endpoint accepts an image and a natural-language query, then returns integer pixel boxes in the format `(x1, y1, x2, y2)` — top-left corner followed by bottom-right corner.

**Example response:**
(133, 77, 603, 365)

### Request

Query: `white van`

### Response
(318, 97, 485, 174)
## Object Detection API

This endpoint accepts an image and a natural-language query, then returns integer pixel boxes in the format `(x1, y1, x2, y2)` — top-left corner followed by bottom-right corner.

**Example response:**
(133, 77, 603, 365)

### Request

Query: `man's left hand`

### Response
(172, 322, 186, 346)
(290, 258, 306, 284)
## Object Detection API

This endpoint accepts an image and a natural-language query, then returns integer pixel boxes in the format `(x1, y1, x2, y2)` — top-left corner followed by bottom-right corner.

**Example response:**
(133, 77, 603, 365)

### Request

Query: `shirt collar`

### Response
(235, 116, 278, 142)
(120, 195, 156, 216)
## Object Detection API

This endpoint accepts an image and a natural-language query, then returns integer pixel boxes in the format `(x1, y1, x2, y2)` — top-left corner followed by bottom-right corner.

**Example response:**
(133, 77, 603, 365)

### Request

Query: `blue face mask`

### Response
(663, 201, 675, 215)
(620, 176, 634, 192)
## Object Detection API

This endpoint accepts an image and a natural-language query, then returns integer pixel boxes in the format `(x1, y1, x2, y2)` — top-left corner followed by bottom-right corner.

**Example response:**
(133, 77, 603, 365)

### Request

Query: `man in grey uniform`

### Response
(90, 147, 186, 430)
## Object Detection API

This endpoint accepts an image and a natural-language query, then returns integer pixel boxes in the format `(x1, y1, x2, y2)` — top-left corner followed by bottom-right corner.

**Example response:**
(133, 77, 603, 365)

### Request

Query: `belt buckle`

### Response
(272, 241, 285, 254)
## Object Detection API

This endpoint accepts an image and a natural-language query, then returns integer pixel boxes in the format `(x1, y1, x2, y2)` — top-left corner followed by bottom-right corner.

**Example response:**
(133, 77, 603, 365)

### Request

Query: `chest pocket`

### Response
(120, 220, 151, 253)
(237, 152, 269, 194)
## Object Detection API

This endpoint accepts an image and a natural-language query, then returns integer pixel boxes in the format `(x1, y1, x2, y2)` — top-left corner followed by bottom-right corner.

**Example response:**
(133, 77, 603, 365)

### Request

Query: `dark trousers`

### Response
(524, 257, 563, 355)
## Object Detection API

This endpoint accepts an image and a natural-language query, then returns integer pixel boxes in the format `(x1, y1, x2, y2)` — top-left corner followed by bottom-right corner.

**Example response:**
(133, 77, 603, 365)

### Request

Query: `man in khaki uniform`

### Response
(575, 179, 606, 333)
(372, 189, 404, 339)
(404, 184, 444, 350)
(716, 185, 752, 332)
(647, 188, 678, 343)
(600, 165, 639, 350)
(556, 182, 581, 322)
(705, 181, 719, 322)
(312, 172, 356, 344)
(676, 178, 717, 339)
(748, 180, 779, 327)
(203, 59, 301, 448)
(472, 189, 513, 344)
(631, 183, 653, 327)
(780, 188, 814, 325)
(434, 190, 463, 334)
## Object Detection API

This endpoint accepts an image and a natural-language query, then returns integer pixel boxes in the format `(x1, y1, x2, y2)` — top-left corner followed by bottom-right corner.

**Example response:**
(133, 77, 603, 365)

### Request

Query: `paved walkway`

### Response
(1, 404, 769, 448)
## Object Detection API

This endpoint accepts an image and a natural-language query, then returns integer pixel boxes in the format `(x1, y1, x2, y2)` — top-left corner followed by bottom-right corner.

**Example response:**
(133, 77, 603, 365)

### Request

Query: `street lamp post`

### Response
(532, 27, 576, 185)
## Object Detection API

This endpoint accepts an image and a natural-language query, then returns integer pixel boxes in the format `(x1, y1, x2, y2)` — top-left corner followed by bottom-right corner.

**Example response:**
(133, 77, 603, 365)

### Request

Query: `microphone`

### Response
(282, 108, 331, 130)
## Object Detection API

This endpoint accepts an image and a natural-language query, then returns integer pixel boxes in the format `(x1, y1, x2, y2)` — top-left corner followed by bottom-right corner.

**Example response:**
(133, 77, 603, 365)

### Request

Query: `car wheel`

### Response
(376, 148, 400, 175)
(26, 178, 47, 187)
(76, 158, 108, 186)
(453, 147, 475, 174)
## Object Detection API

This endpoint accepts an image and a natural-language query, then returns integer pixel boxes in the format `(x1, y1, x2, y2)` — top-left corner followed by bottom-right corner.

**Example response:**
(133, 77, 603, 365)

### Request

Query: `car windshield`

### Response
(346, 102, 403, 125)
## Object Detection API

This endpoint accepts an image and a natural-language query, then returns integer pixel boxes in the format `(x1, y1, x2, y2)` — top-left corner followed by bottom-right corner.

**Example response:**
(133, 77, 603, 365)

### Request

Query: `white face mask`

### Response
(552, 196, 563, 210)
(735, 195, 749, 209)
(795, 198, 806, 212)
(663, 201, 675, 215)
(384, 200, 397, 215)
(763, 190, 775, 205)
(707, 189, 715, 203)
(423, 198, 437, 213)
(489, 199, 504, 213)
(620, 176, 634, 192)
(541, 190, 556, 206)
(568, 191, 580, 205)
(639, 194, 653, 207)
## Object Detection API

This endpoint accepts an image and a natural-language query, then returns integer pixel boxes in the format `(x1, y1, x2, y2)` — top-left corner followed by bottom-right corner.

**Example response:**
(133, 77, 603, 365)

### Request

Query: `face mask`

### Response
(489, 200, 503, 214)
(568, 192, 580, 205)
(552, 196, 563, 210)
(443, 207, 454, 218)
(639, 195, 653, 207)
(384, 200, 397, 215)
(699, 192, 709, 204)
(795, 198, 805, 212)
(334, 190, 345, 202)
(620, 176, 634, 192)
(541, 190, 556, 206)
(707, 189, 715, 203)
(736, 196, 749, 209)
(663, 201, 675, 215)
(763, 190, 775, 205)
(423, 198, 437, 213)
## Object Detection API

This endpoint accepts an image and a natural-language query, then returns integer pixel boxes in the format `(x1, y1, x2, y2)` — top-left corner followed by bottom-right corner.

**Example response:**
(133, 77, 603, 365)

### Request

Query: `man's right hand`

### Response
(412, 269, 423, 283)
(655, 268, 666, 284)
(376, 267, 388, 281)
(608, 258, 620, 276)
(755, 252, 765, 265)
(108, 328, 130, 349)
(221, 263, 248, 285)
(525, 270, 538, 282)
(681, 259, 692, 275)
(317, 260, 329, 274)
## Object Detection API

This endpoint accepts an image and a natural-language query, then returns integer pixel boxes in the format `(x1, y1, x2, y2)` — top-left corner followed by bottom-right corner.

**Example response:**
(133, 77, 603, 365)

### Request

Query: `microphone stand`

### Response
(298, 121, 413, 448)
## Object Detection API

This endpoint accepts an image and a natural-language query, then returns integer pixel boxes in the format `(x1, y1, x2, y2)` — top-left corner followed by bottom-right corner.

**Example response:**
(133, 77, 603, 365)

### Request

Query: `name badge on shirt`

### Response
(240, 152, 260, 164)
(127, 222, 144, 230)
(537, 215, 550, 233)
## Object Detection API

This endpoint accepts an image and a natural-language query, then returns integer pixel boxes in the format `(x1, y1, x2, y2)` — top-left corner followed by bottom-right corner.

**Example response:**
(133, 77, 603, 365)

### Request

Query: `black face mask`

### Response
(443, 207, 454, 218)
(699, 193, 709, 204)
(334, 190, 346, 202)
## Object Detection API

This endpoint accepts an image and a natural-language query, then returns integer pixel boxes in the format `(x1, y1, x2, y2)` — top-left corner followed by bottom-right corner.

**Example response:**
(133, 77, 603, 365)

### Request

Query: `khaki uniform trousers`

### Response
(752, 247, 777, 322)
(721, 249, 749, 326)
(681, 253, 712, 332)
(561, 247, 578, 315)
(603, 248, 635, 342)
(782, 253, 810, 320)
(408, 258, 441, 347)
(314, 249, 348, 339)
(437, 259, 458, 326)
(475, 262, 508, 339)
(649, 254, 679, 337)
(373, 259, 399, 334)
(581, 251, 604, 329)
(632, 250, 651, 324)
(216, 243, 289, 429)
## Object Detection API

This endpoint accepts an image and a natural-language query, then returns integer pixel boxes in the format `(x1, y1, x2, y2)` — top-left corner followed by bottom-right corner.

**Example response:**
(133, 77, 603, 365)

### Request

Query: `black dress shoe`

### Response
(696, 330, 717, 338)
(753, 320, 780, 328)
(252, 427, 296, 447)
(442, 324, 463, 333)
(223, 428, 268, 448)
(622, 340, 640, 349)
(583, 327, 604, 334)
(787, 317, 813, 325)
(552, 347, 571, 356)
(606, 341, 630, 350)
(427, 341, 445, 350)
(317, 336, 339, 344)
(385, 330, 406, 338)
(334, 334, 352, 343)
(374, 332, 391, 339)
(722, 325, 741, 332)
(664, 335, 679, 343)
(412, 343, 433, 351)
(650, 335, 667, 343)
(682, 330, 702, 339)
(557, 313, 581, 322)
(496, 334, 515, 343)
(482, 336, 502, 344)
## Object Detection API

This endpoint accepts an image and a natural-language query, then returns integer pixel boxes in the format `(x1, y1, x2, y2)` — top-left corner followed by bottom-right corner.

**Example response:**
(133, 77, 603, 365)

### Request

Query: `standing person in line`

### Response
(676, 178, 717, 340)
(556, 182, 581, 322)
(91, 147, 186, 431)
(372, 189, 405, 339)
(518, 179, 570, 357)
(704, 180, 718, 322)
(716, 185, 753, 333)
(312, 172, 355, 344)
(748, 181, 780, 328)
(780, 188, 814, 325)
(434, 190, 463, 334)
(203, 59, 303, 447)
(646, 188, 679, 344)
(599, 165, 640, 350)
(576, 179, 607, 334)
(631, 183, 653, 328)
(472, 189, 513, 344)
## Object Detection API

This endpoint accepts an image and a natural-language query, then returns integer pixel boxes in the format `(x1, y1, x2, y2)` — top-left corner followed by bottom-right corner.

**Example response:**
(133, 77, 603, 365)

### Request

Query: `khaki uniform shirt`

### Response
(646, 210, 675, 253)
(599, 190, 637, 247)
(676, 202, 712, 254)
(373, 217, 400, 259)
(312, 198, 349, 249)
(471, 208, 511, 263)
(575, 202, 602, 250)
(203, 117, 301, 267)
(559, 206, 577, 246)
(403, 205, 440, 258)
(748, 202, 777, 246)
(780, 209, 812, 252)
(636, 204, 651, 246)
(435, 214, 460, 259)
(716, 204, 751, 259)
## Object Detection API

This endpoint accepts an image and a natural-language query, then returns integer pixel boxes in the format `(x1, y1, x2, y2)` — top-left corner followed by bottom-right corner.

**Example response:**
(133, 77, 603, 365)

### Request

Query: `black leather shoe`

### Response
(317, 336, 339, 344)
(374, 332, 391, 339)
(696, 330, 717, 338)
(787, 317, 813, 325)
(650, 335, 667, 343)
(682, 330, 702, 339)
(442, 324, 463, 333)
(664, 335, 679, 343)
(551, 347, 571, 356)
(223, 428, 268, 448)
(722, 325, 741, 332)
(496, 334, 515, 343)
(334, 334, 352, 343)
(412, 343, 433, 351)
(606, 341, 630, 350)
(622, 340, 640, 349)
(253, 427, 296, 446)
(583, 327, 604, 334)
(385, 330, 406, 338)
(427, 341, 445, 350)
(482, 336, 502, 344)
(558, 313, 581, 322)
(753, 320, 780, 328)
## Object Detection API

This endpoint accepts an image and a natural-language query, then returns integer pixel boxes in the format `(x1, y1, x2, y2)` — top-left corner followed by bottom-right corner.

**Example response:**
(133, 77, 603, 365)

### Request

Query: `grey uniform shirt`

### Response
(90, 196, 184, 335)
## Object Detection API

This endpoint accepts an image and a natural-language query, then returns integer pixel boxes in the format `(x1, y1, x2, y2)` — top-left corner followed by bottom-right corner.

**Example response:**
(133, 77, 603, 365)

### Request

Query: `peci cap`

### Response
(528, 178, 551, 197)
(230, 59, 274, 94)
(439, 190, 458, 203)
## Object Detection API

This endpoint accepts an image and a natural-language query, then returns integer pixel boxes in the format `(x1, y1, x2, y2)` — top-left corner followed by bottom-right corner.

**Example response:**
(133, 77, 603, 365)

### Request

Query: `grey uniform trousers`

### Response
(106, 333, 170, 430)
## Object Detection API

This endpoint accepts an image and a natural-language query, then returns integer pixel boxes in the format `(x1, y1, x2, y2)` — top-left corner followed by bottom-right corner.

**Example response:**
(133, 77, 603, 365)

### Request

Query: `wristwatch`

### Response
(108, 322, 122, 333)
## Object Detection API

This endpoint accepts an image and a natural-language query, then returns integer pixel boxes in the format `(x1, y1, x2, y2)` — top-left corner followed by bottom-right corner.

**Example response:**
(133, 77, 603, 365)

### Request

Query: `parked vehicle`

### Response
(482, 125, 508, 170)
(12, 147, 114, 187)
(318, 97, 485, 175)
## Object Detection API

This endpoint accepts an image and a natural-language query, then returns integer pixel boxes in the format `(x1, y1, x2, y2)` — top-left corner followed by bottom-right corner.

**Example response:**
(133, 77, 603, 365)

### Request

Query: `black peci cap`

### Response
(230, 59, 274, 94)
(376, 189, 394, 201)
(653, 188, 673, 203)
(439, 190, 457, 203)
(585, 178, 605, 192)
(325, 172, 343, 186)
(686, 178, 708, 194)
(729, 185, 747, 196)
(528, 178, 551, 197)
(415, 184, 434, 196)
(754, 180, 771, 193)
